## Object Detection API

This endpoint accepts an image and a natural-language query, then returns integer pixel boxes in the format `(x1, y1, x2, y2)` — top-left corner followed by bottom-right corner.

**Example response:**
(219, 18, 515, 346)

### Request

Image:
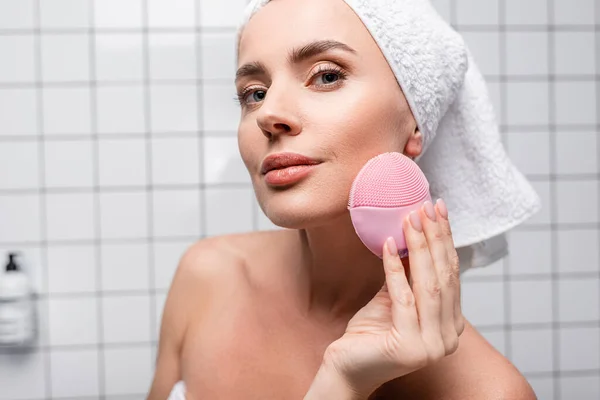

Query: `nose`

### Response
(255, 87, 301, 140)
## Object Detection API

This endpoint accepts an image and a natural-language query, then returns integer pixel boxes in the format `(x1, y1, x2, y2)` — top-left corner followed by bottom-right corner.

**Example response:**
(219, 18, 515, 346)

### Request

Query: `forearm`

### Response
(304, 362, 368, 400)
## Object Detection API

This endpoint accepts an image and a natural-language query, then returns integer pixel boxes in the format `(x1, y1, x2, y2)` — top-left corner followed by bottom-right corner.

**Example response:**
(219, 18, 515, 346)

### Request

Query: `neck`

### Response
(290, 212, 386, 322)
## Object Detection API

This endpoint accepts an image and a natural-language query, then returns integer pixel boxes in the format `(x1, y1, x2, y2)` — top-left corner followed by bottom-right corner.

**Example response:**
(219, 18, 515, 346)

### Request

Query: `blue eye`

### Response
(247, 90, 266, 104)
(236, 86, 264, 106)
(312, 65, 347, 86)
(318, 72, 340, 85)
(235, 65, 347, 107)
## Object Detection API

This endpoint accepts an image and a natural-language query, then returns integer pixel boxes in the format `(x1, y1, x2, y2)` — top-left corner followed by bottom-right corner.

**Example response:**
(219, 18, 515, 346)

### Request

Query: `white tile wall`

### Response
(44, 140, 94, 188)
(0, 0, 598, 399)
(555, 180, 598, 224)
(49, 349, 99, 398)
(94, 0, 143, 29)
(103, 347, 153, 396)
(150, 137, 200, 184)
(39, 0, 91, 29)
(152, 241, 189, 290)
(0, 35, 35, 83)
(47, 245, 97, 294)
(506, 131, 551, 175)
(560, 376, 600, 399)
(46, 193, 95, 241)
(98, 138, 148, 187)
(507, 231, 553, 275)
(555, 81, 597, 125)
(455, 0, 499, 25)
(558, 279, 600, 323)
(506, 82, 550, 126)
(510, 280, 553, 324)
(147, 0, 195, 28)
(559, 327, 600, 371)
(0, 142, 40, 189)
(511, 328, 554, 373)
(101, 243, 150, 291)
(149, 85, 199, 132)
(95, 34, 144, 82)
(48, 297, 98, 346)
(461, 280, 505, 326)
(102, 295, 151, 343)
(528, 377, 555, 400)
(0, 88, 38, 136)
(99, 192, 148, 239)
(148, 33, 197, 80)
(152, 189, 201, 237)
(42, 88, 92, 135)
(557, 229, 599, 273)
(554, 32, 596, 76)
(0, 350, 46, 400)
(41, 34, 90, 82)
(0, 194, 41, 242)
(505, 0, 548, 25)
(553, 0, 595, 25)
(555, 131, 598, 174)
(505, 32, 549, 76)
(0, 0, 35, 30)
(96, 86, 146, 134)
(201, 32, 237, 80)
(461, 32, 500, 76)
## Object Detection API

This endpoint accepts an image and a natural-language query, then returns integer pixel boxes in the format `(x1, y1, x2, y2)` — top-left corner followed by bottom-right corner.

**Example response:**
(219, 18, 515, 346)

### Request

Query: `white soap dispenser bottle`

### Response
(0, 253, 36, 346)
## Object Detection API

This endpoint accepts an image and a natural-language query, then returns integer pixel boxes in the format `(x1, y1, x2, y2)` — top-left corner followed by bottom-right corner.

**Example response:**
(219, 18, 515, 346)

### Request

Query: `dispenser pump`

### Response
(6, 253, 19, 272)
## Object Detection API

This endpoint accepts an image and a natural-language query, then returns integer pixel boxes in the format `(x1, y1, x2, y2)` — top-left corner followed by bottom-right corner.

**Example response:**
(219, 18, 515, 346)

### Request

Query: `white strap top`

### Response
(167, 381, 186, 400)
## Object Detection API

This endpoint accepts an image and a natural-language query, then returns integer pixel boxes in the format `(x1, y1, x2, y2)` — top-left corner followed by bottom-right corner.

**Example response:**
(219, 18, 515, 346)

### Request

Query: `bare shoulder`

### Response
(387, 320, 537, 399)
(175, 229, 289, 285)
(147, 230, 284, 399)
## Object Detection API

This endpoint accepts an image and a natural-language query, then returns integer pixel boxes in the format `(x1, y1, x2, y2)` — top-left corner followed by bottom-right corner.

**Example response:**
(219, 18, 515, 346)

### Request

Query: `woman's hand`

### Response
(323, 199, 465, 397)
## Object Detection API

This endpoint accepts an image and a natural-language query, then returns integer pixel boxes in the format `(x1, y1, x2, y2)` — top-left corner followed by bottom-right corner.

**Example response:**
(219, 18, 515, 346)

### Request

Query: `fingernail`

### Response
(423, 201, 436, 221)
(409, 211, 423, 232)
(436, 198, 448, 220)
(386, 237, 398, 256)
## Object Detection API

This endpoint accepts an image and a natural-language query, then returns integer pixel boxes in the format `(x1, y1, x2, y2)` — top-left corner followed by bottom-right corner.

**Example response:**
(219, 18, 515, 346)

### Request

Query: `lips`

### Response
(260, 152, 321, 175)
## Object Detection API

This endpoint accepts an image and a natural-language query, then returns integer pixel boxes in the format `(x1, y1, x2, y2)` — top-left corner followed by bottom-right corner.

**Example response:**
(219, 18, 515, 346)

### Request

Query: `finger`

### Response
(403, 210, 442, 345)
(435, 199, 465, 336)
(421, 200, 458, 354)
(382, 237, 420, 337)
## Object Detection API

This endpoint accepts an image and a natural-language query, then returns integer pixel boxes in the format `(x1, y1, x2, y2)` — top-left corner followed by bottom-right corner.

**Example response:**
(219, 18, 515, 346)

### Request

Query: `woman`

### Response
(147, 0, 540, 398)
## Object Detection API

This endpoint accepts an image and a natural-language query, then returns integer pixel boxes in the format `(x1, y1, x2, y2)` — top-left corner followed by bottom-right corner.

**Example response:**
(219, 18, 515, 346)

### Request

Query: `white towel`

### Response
(166, 381, 186, 400)
(236, 0, 541, 271)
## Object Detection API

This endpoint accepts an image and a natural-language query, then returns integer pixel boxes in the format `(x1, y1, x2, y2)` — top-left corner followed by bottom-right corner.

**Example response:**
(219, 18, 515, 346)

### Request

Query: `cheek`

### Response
(315, 89, 407, 159)
(237, 129, 260, 173)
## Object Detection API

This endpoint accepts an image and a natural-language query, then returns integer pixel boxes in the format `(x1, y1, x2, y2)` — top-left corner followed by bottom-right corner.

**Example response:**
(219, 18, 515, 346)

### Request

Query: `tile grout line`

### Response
(547, 0, 560, 398)
(32, 0, 52, 398)
(195, 0, 207, 262)
(0, 74, 599, 90)
(88, 0, 106, 398)
(595, 0, 600, 393)
(0, 23, 598, 35)
(498, 0, 513, 363)
(1, 124, 599, 143)
(142, 0, 158, 385)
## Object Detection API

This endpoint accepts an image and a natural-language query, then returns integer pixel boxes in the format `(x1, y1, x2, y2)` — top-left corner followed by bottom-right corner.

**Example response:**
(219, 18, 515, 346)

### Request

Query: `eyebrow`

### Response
(235, 40, 357, 83)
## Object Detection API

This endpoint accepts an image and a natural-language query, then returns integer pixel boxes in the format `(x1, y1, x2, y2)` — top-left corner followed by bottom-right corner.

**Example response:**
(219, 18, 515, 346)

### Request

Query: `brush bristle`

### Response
(348, 152, 430, 208)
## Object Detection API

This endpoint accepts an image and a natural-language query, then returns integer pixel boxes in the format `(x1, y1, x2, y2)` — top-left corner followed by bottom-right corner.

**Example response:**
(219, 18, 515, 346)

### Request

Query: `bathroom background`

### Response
(0, 0, 597, 398)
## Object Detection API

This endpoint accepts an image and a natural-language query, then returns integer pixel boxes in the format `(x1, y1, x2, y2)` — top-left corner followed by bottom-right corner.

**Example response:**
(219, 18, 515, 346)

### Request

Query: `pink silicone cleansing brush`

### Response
(348, 152, 432, 259)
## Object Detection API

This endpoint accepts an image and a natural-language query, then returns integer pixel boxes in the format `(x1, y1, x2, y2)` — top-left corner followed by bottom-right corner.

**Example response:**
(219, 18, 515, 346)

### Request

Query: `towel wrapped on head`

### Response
(236, 0, 541, 271)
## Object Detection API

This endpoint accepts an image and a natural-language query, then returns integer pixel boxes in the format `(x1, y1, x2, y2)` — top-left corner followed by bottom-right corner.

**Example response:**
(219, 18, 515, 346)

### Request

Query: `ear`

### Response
(404, 128, 423, 160)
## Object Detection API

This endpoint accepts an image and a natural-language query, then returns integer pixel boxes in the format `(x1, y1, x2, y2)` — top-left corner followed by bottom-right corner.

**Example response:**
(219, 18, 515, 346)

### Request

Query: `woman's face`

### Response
(236, 0, 422, 229)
